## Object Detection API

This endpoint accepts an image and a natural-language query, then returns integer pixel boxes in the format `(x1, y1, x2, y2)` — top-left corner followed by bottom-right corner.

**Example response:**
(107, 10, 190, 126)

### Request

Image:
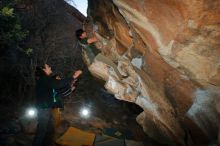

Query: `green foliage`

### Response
(23, 48, 33, 56)
(0, 1, 28, 49)
(1, 7, 14, 16)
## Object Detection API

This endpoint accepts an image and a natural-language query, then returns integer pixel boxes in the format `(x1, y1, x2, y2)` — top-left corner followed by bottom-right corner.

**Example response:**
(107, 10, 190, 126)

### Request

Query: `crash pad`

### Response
(56, 127, 95, 146)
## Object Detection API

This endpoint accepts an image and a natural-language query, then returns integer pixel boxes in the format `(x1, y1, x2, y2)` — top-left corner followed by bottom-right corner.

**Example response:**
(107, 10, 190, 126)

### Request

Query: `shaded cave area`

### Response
(0, 68, 147, 145)
(0, 0, 148, 145)
(0, 0, 220, 146)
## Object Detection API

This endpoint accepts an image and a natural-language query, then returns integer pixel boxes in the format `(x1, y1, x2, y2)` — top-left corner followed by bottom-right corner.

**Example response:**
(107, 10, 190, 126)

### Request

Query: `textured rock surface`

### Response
(18, 0, 84, 71)
(0, 1, 148, 145)
(3, 0, 218, 145)
(86, 0, 220, 145)
(14, 1, 149, 144)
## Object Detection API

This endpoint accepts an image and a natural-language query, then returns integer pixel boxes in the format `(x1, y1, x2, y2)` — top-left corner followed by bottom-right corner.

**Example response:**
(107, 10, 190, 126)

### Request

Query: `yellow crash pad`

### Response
(56, 127, 95, 146)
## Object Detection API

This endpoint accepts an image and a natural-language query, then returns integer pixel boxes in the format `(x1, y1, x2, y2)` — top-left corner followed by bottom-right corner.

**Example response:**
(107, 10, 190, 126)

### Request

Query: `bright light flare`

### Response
(26, 108, 37, 118)
(80, 107, 90, 118)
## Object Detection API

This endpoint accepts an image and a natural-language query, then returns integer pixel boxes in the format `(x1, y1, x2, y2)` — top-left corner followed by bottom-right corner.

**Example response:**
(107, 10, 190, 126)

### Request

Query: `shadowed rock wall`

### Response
(87, 0, 220, 145)
(17, 0, 85, 72)
(13, 1, 149, 144)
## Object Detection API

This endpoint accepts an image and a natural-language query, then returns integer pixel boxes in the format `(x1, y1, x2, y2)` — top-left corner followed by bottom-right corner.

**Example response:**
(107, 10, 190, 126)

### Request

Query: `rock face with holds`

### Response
(14, 0, 148, 143)
(86, 0, 220, 145)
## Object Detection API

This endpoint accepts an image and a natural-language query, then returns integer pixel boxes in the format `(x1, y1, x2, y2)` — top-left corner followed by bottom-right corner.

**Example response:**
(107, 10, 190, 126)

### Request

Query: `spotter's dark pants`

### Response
(32, 108, 55, 146)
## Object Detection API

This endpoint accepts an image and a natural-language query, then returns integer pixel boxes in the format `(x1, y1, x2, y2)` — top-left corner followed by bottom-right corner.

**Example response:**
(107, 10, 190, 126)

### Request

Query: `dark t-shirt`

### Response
(35, 75, 72, 108)
(80, 37, 100, 62)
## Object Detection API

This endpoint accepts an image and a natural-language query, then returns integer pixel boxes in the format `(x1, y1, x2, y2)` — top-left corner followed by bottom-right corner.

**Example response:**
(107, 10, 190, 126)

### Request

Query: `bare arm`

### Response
(72, 70, 82, 79)
(87, 32, 98, 44)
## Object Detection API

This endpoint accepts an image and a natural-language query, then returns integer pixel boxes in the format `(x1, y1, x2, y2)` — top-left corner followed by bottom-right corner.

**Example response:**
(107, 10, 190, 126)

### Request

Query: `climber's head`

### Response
(75, 29, 87, 40)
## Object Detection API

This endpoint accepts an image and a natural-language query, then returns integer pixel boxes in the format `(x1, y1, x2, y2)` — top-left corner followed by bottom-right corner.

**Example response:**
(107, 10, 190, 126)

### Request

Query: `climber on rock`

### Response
(76, 28, 98, 44)
(75, 28, 123, 79)
(75, 29, 100, 64)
